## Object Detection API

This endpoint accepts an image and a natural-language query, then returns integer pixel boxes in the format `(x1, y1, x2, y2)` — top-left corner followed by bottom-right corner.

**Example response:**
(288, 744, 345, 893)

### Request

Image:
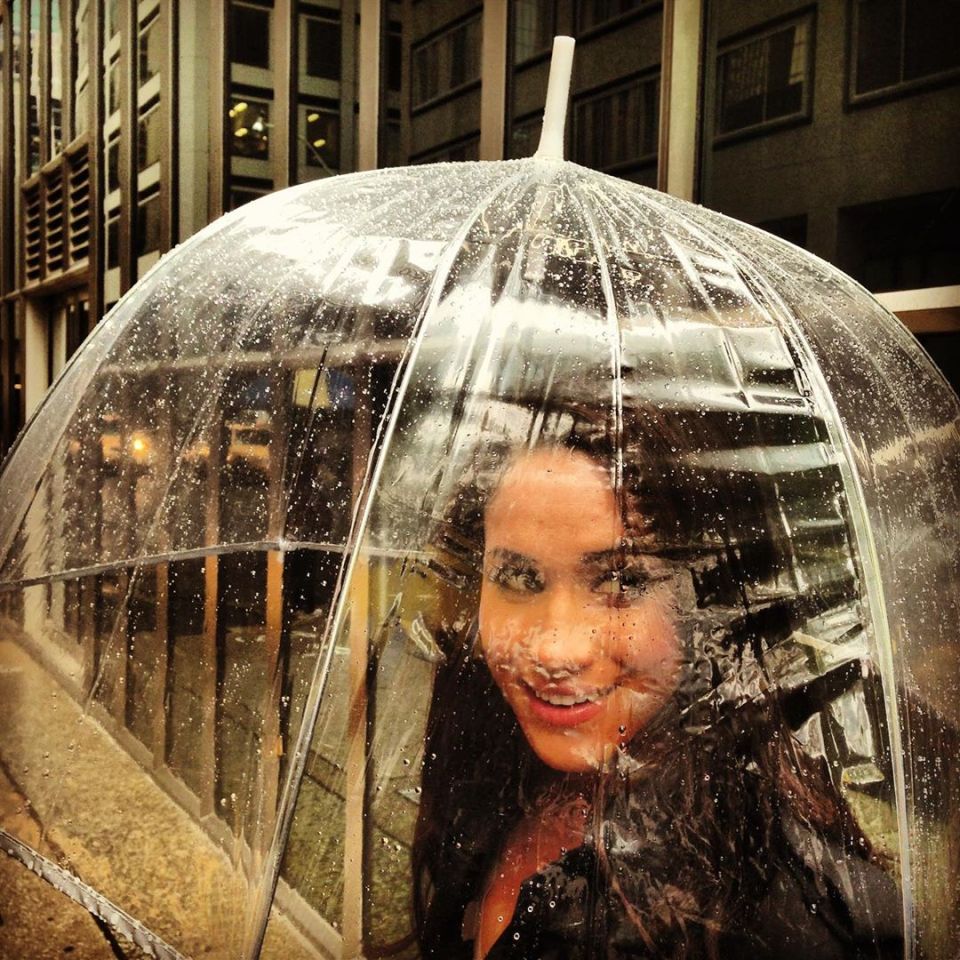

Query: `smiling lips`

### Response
(522, 681, 614, 727)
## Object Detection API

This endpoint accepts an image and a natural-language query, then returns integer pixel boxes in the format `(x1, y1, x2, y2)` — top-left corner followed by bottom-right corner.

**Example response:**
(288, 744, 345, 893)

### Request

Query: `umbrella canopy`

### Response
(1, 140, 958, 958)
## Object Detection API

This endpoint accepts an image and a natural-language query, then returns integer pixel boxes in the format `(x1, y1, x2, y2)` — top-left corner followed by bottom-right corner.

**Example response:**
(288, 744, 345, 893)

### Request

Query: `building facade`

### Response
(1, 0, 958, 460)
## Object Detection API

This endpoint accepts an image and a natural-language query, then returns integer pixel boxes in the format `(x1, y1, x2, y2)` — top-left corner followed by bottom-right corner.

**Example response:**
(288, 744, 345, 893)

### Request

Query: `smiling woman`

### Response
(410, 408, 904, 960)
(479, 447, 681, 776)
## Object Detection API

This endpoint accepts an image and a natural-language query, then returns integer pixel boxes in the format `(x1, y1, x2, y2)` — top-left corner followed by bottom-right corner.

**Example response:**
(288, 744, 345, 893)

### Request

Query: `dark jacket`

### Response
(480, 817, 903, 960)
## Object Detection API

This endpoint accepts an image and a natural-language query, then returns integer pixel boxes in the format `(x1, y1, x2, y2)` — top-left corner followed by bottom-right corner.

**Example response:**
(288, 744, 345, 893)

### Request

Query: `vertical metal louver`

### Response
(44, 170, 66, 274)
(67, 146, 91, 264)
(23, 184, 43, 283)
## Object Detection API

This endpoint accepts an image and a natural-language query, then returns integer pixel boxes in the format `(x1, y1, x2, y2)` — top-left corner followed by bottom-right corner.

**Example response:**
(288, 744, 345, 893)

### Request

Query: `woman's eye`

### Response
(592, 568, 648, 604)
(488, 565, 544, 595)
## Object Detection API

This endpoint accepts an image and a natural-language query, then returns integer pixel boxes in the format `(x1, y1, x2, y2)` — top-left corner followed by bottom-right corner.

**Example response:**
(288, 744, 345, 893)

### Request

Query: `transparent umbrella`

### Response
(1, 40, 957, 960)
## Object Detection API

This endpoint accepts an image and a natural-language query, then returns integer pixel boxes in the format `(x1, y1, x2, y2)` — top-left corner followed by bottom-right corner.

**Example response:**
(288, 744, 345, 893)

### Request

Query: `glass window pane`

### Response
(229, 179, 272, 210)
(853, 0, 901, 95)
(230, 97, 271, 159)
(71, 1, 89, 139)
(106, 214, 119, 268)
(139, 14, 162, 85)
(135, 192, 160, 257)
(573, 74, 660, 174)
(138, 104, 162, 171)
(107, 57, 121, 115)
(904, 0, 960, 82)
(577, 0, 646, 33)
(304, 109, 340, 171)
(50, 0, 63, 154)
(105, 0, 119, 39)
(305, 15, 340, 80)
(513, 0, 555, 64)
(716, 18, 810, 137)
(27, 0, 40, 173)
(231, 3, 271, 69)
(107, 135, 120, 192)
(386, 25, 402, 92)
(411, 15, 480, 107)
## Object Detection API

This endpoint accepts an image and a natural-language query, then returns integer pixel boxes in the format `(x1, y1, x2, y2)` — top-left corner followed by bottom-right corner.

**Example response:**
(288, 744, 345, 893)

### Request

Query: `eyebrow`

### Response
(488, 546, 633, 568)
(485, 547, 536, 567)
(582, 546, 631, 566)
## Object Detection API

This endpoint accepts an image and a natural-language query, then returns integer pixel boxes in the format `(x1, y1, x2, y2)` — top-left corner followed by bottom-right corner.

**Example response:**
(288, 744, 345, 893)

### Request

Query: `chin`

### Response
(525, 729, 608, 773)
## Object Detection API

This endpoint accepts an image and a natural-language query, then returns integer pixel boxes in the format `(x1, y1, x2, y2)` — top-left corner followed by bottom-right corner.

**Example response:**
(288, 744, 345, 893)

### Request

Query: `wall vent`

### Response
(23, 184, 43, 283)
(68, 147, 91, 264)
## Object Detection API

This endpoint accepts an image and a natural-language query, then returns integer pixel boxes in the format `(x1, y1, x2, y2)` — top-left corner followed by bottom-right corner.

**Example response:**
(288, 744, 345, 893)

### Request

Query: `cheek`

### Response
(611, 602, 681, 675)
(478, 590, 523, 668)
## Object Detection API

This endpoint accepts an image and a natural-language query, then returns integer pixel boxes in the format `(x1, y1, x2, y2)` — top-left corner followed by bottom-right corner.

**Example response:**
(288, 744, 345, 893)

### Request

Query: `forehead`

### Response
(484, 448, 622, 557)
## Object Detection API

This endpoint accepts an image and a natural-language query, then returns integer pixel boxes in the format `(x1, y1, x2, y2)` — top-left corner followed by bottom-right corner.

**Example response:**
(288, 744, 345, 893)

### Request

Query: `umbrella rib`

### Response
(572, 181, 625, 496)
(0, 828, 189, 960)
(246, 167, 533, 960)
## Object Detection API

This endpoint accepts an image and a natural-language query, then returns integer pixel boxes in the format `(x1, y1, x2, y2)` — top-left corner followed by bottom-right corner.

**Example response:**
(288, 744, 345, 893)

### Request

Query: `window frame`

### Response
(574, 0, 659, 40)
(300, 9, 342, 84)
(506, 108, 543, 160)
(846, 0, 960, 108)
(229, 0, 272, 72)
(713, 7, 816, 147)
(510, 0, 557, 68)
(409, 8, 483, 114)
(571, 67, 661, 175)
(409, 129, 480, 164)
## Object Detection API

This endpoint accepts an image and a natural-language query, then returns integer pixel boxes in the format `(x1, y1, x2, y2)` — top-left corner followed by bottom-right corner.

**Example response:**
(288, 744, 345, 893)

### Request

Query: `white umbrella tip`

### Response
(534, 36, 576, 162)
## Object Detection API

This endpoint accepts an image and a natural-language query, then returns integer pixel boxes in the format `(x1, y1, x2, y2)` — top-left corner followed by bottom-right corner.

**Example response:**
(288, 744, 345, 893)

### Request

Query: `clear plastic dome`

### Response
(0, 160, 957, 959)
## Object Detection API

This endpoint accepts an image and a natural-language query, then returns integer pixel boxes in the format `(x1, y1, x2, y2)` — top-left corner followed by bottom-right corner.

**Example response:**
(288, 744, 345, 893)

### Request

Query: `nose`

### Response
(526, 586, 599, 678)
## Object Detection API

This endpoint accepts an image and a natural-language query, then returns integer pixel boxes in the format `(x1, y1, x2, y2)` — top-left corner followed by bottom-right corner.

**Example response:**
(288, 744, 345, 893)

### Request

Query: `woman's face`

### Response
(479, 448, 681, 773)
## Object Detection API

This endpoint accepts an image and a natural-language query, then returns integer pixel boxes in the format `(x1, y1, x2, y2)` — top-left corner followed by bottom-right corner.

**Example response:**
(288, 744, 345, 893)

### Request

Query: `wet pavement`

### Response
(0, 636, 318, 960)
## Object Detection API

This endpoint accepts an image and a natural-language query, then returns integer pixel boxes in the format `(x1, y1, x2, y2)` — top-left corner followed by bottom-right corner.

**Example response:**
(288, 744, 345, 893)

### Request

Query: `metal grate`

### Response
(23, 184, 43, 283)
(67, 147, 91, 264)
(45, 169, 66, 274)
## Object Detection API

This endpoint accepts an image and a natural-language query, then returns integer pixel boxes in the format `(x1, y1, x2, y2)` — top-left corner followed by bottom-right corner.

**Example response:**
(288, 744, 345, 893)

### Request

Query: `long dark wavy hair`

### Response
(410, 402, 879, 957)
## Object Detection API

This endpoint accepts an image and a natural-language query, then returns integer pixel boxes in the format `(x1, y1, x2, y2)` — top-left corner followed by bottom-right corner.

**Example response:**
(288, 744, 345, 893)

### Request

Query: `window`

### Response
(851, 0, 960, 99)
(136, 189, 161, 257)
(231, 3, 271, 69)
(50, 0, 63, 155)
(230, 98, 270, 159)
(757, 214, 808, 250)
(837, 189, 960, 293)
(106, 213, 120, 269)
(304, 13, 341, 81)
(577, 0, 646, 33)
(106, 134, 120, 193)
(107, 57, 121, 115)
(138, 103, 162, 171)
(27, 0, 41, 174)
(105, 0, 119, 39)
(513, 0, 555, 64)
(716, 15, 812, 138)
(72, 1, 90, 140)
(413, 134, 480, 164)
(139, 14, 162, 86)
(387, 22, 402, 92)
(509, 115, 541, 159)
(229, 179, 272, 210)
(412, 15, 481, 107)
(573, 73, 659, 172)
(304, 108, 340, 170)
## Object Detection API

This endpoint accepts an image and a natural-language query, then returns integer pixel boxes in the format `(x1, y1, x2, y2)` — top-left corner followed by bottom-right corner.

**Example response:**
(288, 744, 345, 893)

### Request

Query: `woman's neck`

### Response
(475, 783, 592, 959)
